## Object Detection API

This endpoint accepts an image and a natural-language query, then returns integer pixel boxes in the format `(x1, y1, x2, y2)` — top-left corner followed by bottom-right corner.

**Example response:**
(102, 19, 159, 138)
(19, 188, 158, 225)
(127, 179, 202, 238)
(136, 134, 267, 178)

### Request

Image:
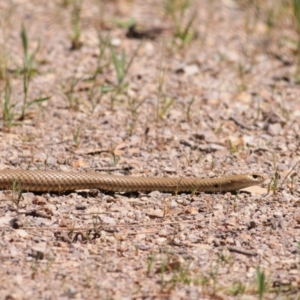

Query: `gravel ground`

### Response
(0, 0, 299, 299)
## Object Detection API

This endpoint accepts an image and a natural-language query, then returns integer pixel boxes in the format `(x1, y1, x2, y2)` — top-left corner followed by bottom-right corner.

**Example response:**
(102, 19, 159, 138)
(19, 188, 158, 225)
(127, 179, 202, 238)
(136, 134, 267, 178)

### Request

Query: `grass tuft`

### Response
(70, 0, 83, 50)
(164, 0, 197, 46)
(100, 42, 141, 110)
(2, 78, 17, 131)
(20, 25, 50, 120)
(256, 266, 268, 300)
(292, 0, 300, 71)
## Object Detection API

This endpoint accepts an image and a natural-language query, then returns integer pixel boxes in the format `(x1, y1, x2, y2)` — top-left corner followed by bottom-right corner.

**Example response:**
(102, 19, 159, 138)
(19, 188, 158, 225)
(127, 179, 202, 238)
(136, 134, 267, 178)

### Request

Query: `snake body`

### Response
(0, 169, 266, 193)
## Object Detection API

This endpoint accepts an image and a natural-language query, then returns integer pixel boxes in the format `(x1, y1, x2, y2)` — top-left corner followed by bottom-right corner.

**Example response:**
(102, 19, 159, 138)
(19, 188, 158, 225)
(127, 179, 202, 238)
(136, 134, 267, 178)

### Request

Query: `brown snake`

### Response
(0, 169, 266, 193)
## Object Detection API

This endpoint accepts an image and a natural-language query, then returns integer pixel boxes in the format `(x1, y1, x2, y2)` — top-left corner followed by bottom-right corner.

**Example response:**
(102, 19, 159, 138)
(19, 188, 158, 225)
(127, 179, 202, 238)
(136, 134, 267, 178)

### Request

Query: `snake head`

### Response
(247, 173, 267, 184)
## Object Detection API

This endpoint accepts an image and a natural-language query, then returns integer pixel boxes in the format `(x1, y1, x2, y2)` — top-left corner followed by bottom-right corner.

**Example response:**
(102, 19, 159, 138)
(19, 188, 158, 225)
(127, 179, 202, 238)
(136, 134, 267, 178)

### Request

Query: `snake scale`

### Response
(0, 169, 266, 193)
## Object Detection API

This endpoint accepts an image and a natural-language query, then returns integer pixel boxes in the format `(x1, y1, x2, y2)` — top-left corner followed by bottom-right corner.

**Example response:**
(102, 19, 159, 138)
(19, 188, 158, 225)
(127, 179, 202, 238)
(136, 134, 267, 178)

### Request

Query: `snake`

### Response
(0, 169, 266, 193)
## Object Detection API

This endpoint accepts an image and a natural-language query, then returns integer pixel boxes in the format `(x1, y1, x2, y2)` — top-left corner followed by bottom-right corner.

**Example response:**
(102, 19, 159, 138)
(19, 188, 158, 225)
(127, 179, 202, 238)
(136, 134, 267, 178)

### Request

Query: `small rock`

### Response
(102, 195, 115, 203)
(45, 156, 57, 166)
(175, 64, 199, 75)
(188, 233, 198, 243)
(276, 143, 288, 151)
(15, 229, 28, 238)
(180, 139, 195, 148)
(267, 123, 282, 136)
(212, 238, 220, 247)
(184, 64, 199, 75)
(207, 236, 214, 244)
(288, 143, 297, 151)
(226, 237, 235, 245)
(158, 229, 168, 237)
(170, 200, 177, 208)
(75, 204, 87, 210)
(148, 191, 161, 197)
(64, 286, 77, 298)
(111, 38, 121, 46)
(146, 209, 164, 218)
(32, 196, 47, 206)
(180, 122, 191, 131)
(277, 163, 288, 171)
(198, 144, 226, 152)
(4, 293, 22, 300)
(136, 233, 146, 240)
(248, 220, 256, 229)
(164, 167, 176, 173)
(99, 215, 116, 225)
(273, 211, 283, 218)
(263, 110, 285, 124)
(31, 244, 46, 260)
(156, 237, 167, 245)
(9, 218, 23, 229)
(138, 244, 151, 251)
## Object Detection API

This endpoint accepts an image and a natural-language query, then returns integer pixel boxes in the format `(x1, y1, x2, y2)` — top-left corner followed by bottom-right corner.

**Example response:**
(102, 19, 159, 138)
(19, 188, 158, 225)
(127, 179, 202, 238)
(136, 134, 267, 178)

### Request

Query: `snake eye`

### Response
(250, 174, 266, 181)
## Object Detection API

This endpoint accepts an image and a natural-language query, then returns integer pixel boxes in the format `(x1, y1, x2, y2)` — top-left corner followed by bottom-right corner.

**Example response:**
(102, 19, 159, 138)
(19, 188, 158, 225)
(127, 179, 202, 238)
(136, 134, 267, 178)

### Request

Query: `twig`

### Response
(229, 116, 253, 130)
(94, 166, 133, 172)
(45, 139, 72, 146)
(280, 160, 299, 189)
(225, 246, 257, 257)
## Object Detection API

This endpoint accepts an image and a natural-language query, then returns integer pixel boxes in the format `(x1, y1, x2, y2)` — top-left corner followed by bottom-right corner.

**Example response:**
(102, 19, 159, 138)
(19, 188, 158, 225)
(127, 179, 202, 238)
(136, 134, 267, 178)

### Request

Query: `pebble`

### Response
(99, 216, 116, 225)
(267, 123, 282, 136)
(75, 204, 87, 210)
(111, 38, 121, 46)
(188, 233, 198, 243)
(273, 211, 283, 218)
(158, 229, 168, 237)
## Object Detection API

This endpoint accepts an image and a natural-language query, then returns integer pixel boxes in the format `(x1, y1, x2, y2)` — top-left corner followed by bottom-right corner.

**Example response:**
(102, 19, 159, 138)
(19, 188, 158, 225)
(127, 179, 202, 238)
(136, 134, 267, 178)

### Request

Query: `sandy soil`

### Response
(0, 0, 299, 299)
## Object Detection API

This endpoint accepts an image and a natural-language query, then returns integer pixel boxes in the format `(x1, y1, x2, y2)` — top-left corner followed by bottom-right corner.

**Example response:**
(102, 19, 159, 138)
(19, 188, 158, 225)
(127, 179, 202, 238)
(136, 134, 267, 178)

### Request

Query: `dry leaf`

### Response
(72, 159, 87, 168)
(146, 209, 164, 218)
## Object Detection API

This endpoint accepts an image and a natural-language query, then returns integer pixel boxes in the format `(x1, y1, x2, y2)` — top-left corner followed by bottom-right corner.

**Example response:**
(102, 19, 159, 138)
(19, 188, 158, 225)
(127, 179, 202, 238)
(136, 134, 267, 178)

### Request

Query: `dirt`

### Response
(0, 0, 299, 299)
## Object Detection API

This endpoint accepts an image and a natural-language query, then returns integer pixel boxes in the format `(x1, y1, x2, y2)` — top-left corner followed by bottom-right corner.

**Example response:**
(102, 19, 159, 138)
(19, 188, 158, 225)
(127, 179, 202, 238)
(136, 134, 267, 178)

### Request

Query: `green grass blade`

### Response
(24, 96, 51, 111)
(21, 25, 28, 60)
